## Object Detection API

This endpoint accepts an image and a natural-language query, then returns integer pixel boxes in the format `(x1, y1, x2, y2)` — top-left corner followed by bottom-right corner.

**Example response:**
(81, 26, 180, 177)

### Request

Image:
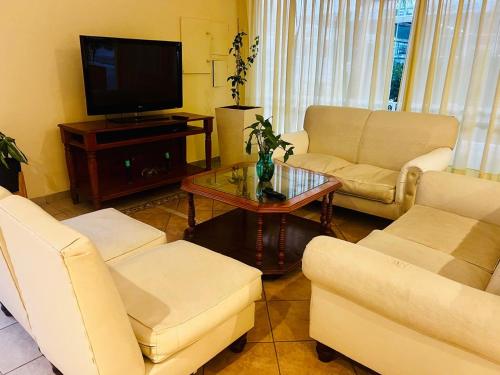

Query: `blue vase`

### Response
(256, 152, 275, 182)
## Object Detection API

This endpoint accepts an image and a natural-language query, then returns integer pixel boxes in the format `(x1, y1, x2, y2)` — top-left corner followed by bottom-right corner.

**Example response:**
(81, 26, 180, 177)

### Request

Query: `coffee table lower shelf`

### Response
(184, 208, 324, 276)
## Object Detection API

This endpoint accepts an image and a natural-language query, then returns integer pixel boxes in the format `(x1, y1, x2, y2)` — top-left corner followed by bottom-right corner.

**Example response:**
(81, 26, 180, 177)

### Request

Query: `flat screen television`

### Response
(80, 35, 183, 116)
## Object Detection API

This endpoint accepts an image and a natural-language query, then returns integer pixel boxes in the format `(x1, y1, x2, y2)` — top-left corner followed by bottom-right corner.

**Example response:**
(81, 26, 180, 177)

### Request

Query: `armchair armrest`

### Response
(272, 130, 309, 160)
(416, 171, 500, 226)
(303, 236, 500, 365)
(395, 147, 452, 210)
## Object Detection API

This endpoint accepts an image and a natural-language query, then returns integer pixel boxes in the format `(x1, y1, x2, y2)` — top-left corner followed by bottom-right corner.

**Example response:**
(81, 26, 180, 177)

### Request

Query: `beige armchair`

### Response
(0, 186, 167, 333)
(302, 171, 500, 374)
(274, 106, 458, 219)
(0, 191, 262, 375)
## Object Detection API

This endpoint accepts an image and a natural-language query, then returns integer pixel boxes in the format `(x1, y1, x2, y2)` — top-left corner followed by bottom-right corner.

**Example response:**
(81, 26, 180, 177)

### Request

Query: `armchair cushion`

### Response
(358, 230, 491, 290)
(386, 205, 500, 273)
(63, 208, 166, 262)
(277, 153, 351, 173)
(109, 240, 262, 363)
(334, 164, 399, 204)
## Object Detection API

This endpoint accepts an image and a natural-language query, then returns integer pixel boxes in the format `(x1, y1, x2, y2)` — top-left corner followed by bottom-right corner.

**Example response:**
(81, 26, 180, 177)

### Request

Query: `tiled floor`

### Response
(0, 186, 390, 374)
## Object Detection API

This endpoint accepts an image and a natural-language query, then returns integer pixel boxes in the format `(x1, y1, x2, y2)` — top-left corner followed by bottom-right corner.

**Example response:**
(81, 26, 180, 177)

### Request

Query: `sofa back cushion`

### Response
(416, 171, 500, 226)
(358, 110, 458, 170)
(0, 196, 144, 375)
(304, 105, 372, 163)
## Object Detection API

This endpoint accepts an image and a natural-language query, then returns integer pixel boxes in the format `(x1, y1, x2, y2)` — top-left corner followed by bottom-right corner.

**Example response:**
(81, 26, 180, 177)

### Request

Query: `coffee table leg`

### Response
(278, 213, 287, 266)
(185, 193, 196, 238)
(320, 193, 335, 236)
(256, 214, 264, 266)
(320, 195, 328, 232)
(325, 192, 335, 236)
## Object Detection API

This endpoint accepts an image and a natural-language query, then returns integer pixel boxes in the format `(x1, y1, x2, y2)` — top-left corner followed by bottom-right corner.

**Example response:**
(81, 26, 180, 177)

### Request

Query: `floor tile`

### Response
(36, 203, 62, 216)
(276, 341, 356, 375)
(0, 324, 40, 373)
(204, 343, 279, 375)
(178, 196, 213, 214)
(247, 302, 272, 343)
(0, 307, 15, 330)
(6, 356, 52, 375)
(213, 201, 236, 212)
(165, 214, 188, 242)
(129, 206, 171, 231)
(195, 209, 214, 223)
(292, 205, 321, 222)
(264, 269, 311, 301)
(268, 300, 310, 341)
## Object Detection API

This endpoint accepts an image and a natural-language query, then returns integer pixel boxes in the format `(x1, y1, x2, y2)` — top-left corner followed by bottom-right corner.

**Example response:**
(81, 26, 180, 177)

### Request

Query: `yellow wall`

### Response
(0, 0, 238, 198)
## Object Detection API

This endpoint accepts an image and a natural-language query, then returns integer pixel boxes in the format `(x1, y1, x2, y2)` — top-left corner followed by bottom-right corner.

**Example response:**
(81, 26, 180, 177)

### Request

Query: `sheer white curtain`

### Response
(400, 0, 500, 179)
(246, 0, 397, 133)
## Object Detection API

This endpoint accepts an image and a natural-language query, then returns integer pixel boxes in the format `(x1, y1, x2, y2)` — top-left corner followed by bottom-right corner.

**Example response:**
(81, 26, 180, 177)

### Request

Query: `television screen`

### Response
(80, 36, 182, 115)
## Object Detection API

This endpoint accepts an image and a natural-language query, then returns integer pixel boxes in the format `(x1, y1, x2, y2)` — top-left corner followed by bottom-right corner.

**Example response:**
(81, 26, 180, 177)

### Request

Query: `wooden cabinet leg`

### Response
(86, 151, 100, 209)
(256, 214, 264, 266)
(278, 214, 287, 265)
(64, 144, 79, 204)
(184, 193, 196, 238)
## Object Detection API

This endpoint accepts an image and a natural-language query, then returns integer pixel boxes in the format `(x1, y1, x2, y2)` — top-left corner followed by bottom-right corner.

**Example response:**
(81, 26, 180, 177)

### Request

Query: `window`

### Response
(388, 0, 416, 111)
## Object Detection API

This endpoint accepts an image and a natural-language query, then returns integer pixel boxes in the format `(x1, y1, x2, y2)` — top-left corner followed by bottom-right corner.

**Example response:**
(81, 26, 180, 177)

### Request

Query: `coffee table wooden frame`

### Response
(181, 163, 342, 275)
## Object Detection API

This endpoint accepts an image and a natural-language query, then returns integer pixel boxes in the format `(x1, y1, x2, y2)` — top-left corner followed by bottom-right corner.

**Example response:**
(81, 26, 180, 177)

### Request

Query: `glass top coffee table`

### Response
(181, 162, 342, 275)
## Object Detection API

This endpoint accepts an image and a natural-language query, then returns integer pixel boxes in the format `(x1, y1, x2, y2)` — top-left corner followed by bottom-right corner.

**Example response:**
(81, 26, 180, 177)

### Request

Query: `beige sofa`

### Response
(303, 171, 500, 375)
(0, 188, 262, 375)
(274, 106, 458, 219)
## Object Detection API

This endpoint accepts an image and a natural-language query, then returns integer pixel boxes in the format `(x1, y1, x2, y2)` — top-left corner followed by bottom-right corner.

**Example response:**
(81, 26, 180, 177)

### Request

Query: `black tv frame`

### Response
(79, 35, 183, 117)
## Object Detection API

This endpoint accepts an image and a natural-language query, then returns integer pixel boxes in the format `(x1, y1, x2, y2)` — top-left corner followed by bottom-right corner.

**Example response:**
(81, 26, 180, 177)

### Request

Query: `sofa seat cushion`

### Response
(386, 205, 500, 273)
(109, 240, 262, 363)
(359, 230, 492, 290)
(63, 208, 166, 262)
(333, 164, 399, 204)
(278, 153, 352, 173)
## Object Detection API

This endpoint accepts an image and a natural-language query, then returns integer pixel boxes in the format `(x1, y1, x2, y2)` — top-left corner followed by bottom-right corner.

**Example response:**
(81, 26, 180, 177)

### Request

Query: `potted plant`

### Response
(215, 31, 262, 166)
(0, 132, 28, 192)
(245, 115, 294, 182)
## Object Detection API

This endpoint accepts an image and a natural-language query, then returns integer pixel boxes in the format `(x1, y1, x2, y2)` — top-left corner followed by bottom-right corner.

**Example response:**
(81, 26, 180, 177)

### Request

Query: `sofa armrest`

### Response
(416, 171, 500, 226)
(395, 147, 452, 209)
(302, 236, 500, 365)
(272, 130, 309, 160)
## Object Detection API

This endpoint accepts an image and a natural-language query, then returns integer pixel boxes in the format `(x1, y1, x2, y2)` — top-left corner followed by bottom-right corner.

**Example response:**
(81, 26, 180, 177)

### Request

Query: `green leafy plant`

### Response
(245, 115, 294, 162)
(0, 132, 28, 169)
(228, 31, 259, 107)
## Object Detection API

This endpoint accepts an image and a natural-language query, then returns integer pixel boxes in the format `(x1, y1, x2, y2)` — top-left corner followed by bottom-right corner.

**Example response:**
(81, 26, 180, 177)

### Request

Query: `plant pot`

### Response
(215, 106, 263, 166)
(0, 158, 21, 192)
(256, 152, 275, 182)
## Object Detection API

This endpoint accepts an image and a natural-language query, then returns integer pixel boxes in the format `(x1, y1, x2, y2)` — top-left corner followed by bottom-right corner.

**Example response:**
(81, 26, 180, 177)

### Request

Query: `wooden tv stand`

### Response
(59, 112, 213, 209)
